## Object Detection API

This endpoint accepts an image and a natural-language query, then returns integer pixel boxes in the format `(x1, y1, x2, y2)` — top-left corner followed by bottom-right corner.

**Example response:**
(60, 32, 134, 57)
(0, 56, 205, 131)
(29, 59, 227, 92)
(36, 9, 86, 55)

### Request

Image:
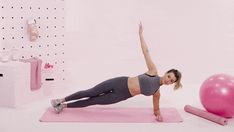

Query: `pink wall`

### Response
(65, 0, 234, 95)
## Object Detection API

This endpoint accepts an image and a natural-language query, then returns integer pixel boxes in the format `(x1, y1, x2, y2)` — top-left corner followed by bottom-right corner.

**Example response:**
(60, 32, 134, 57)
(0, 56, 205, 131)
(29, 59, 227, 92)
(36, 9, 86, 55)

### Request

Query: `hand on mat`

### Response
(139, 22, 143, 34)
(154, 110, 163, 122)
(155, 114, 163, 122)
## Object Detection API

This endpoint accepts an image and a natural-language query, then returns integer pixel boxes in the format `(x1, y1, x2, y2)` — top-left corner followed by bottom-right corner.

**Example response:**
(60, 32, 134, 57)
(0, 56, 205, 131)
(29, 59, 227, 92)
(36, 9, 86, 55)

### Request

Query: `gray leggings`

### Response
(65, 76, 132, 108)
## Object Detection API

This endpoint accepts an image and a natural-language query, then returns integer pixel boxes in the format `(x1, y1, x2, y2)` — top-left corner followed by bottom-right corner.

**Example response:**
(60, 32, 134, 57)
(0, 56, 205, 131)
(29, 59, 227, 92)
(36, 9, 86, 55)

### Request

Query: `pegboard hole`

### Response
(2, 6, 4, 8)
(2, 27, 4, 29)
(21, 27, 24, 29)
(2, 17, 4, 19)
(12, 27, 14, 29)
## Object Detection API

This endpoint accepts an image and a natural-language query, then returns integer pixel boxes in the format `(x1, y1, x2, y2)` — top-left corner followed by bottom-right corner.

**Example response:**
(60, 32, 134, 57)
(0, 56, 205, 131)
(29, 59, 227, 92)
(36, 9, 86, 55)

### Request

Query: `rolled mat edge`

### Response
(184, 105, 228, 126)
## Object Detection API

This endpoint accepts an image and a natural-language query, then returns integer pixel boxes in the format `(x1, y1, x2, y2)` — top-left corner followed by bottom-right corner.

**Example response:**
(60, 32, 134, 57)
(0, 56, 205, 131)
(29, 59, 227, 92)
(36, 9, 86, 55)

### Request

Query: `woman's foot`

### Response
(51, 99, 64, 107)
(53, 103, 65, 114)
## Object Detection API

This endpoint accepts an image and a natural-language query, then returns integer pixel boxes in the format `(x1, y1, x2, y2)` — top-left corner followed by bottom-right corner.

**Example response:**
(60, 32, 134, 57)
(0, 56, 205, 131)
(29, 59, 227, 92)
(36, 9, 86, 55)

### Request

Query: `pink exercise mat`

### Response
(40, 107, 183, 123)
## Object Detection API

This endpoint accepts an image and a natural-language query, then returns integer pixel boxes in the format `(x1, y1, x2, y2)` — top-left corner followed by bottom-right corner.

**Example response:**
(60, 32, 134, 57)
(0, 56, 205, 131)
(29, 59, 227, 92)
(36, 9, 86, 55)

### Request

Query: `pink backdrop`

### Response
(65, 0, 234, 107)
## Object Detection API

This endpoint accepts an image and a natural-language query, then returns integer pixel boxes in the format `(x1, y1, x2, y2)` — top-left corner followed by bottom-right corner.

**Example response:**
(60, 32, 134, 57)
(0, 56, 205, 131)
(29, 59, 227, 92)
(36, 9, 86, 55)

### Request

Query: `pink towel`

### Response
(40, 107, 183, 123)
(20, 57, 42, 91)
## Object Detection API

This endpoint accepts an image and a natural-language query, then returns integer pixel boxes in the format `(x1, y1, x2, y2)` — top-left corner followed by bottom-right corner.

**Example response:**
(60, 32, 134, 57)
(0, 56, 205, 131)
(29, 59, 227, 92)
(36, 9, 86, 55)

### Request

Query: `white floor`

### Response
(0, 84, 234, 132)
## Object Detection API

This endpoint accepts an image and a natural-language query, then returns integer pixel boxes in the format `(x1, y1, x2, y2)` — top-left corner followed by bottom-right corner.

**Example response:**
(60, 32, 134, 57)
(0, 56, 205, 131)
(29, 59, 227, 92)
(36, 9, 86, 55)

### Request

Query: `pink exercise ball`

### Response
(200, 74, 234, 118)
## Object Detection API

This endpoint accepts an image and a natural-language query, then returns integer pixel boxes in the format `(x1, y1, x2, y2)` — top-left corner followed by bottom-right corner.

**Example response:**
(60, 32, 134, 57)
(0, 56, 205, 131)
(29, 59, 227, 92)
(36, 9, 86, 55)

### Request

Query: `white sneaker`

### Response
(51, 99, 62, 108)
(54, 104, 64, 114)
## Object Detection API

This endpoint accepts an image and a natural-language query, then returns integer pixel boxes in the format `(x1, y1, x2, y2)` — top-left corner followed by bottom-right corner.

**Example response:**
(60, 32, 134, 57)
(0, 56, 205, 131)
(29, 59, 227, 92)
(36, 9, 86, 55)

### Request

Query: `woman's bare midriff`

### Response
(127, 76, 141, 96)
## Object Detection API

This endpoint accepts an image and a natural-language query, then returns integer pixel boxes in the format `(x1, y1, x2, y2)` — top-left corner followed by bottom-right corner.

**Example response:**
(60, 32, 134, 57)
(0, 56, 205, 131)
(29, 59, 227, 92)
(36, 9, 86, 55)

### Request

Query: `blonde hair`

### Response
(166, 69, 182, 90)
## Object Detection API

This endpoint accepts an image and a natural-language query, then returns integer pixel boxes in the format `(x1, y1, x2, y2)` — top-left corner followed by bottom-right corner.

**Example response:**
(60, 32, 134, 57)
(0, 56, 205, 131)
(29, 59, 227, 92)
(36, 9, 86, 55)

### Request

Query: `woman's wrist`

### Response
(154, 109, 161, 115)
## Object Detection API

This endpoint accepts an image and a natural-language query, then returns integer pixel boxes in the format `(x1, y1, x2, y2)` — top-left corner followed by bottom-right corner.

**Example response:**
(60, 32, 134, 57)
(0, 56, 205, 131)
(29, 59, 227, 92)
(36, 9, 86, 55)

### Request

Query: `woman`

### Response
(51, 22, 182, 122)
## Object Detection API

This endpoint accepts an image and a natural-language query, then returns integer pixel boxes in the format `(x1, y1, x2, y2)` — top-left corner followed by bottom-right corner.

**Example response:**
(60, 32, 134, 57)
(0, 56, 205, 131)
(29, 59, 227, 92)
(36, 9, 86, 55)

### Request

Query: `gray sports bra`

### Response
(138, 73, 161, 96)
